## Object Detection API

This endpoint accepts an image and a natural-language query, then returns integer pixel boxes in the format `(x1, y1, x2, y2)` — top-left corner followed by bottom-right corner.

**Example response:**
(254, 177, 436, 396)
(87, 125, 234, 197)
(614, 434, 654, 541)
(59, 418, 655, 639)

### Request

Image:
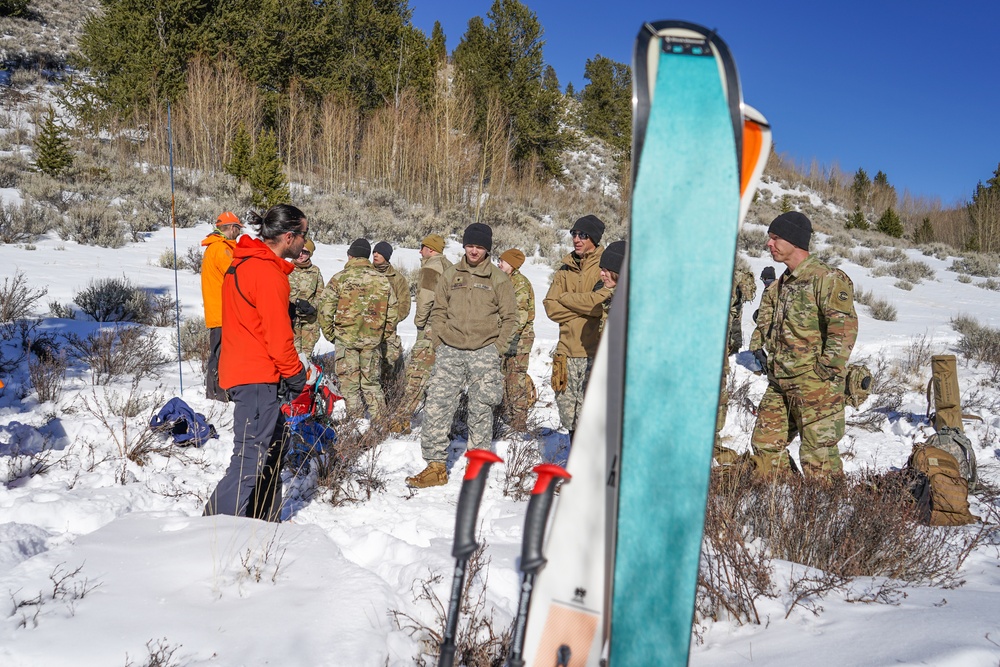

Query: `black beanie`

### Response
(347, 238, 371, 258)
(572, 214, 605, 244)
(600, 240, 626, 274)
(373, 241, 393, 261)
(462, 223, 493, 251)
(760, 266, 776, 281)
(767, 212, 812, 251)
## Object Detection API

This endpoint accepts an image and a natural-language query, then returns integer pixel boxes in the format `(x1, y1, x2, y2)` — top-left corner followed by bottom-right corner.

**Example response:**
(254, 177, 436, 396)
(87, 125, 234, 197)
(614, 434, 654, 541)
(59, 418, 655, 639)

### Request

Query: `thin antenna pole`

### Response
(168, 102, 184, 394)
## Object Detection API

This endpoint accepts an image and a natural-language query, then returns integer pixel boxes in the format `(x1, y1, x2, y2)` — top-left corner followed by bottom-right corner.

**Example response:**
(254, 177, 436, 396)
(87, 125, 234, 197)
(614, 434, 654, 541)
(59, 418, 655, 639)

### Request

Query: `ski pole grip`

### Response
(452, 450, 503, 560)
(520, 464, 571, 574)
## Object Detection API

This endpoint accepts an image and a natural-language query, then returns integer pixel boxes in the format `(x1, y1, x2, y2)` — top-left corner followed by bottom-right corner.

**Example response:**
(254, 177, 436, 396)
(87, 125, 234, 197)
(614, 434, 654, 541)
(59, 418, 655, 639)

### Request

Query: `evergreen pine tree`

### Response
(780, 195, 793, 214)
(0, 0, 30, 18)
(249, 129, 290, 208)
(851, 168, 871, 208)
(913, 217, 935, 244)
(226, 123, 252, 182)
(430, 21, 447, 64)
(33, 106, 74, 178)
(875, 207, 904, 238)
(845, 205, 869, 231)
(579, 54, 632, 157)
(453, 0, 567, 177)
(565, 81, 575, 98)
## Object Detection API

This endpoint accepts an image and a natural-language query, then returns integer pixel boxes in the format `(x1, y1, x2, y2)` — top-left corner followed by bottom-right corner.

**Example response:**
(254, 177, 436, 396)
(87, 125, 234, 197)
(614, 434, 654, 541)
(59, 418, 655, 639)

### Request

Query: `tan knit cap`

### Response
(499, 248, 525, 269)
(421, 234, 445, 254)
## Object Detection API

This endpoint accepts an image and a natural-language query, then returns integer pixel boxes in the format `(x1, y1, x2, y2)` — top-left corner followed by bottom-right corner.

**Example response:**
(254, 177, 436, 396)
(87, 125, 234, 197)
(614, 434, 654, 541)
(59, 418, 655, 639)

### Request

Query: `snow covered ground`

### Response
(1, 207, 1000, 666)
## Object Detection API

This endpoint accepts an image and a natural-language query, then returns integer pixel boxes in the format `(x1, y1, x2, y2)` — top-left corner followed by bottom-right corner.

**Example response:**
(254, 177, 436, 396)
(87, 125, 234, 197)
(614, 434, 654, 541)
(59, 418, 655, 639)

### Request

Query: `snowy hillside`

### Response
(1, 192, 1000, 665)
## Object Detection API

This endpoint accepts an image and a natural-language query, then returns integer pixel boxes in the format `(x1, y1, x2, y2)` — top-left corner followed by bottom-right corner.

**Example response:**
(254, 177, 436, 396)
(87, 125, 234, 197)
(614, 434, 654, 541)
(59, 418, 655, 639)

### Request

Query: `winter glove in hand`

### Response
(751, 349, 767, 374)
(294, 298, 317, 319)
(551, 353, 568, 392)
(283, 366, 308, 398)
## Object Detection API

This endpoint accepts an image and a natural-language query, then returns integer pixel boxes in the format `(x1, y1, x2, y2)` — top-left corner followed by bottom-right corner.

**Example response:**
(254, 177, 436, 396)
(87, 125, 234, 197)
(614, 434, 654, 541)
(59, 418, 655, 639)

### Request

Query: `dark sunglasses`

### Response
(570, 230, 590, 240)
(288, 229, 308, 238)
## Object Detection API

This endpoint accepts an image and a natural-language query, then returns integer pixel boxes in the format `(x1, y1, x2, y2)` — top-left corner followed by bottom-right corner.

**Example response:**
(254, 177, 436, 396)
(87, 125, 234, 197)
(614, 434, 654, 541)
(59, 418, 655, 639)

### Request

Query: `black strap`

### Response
(226, 257, 258, 309)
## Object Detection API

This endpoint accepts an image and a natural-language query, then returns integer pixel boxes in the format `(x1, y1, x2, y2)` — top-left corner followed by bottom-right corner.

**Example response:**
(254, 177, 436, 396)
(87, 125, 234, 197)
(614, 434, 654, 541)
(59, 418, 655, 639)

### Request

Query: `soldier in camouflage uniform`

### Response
(544, 215, 611, 440)
(496, 248, 535, 431)
(318, 239, 398, 421)
(372, 241, 412, 390)
(288, 239, 324, 355)
(749, 266, 778, 372)
(391, 234, 452, 434)
(751, 212, 858, 478)
(406, 223, 517, 488)
(728, 266, 757, 355)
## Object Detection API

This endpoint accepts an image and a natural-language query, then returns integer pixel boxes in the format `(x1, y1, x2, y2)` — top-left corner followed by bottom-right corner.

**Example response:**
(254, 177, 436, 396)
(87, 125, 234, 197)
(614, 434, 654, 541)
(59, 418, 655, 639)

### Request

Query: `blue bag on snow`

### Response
(150, 397, 218, 447)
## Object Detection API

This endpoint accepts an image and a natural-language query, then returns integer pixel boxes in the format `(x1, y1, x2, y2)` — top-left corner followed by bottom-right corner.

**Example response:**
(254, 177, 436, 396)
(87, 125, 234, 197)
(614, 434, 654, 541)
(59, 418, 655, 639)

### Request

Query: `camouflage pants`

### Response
(727, 307, 744, 355)
(751, 371, 845, 478)
(421, 344, 504, 463)
(398, 330, 435, 417)
(502, 333, 535, 428)
(380, 333, 405, 395)
(555, 356, 593, 432)
(335, 345, 385, 420)
(293, 320, 320, 356)
(714, 352, 739, 464)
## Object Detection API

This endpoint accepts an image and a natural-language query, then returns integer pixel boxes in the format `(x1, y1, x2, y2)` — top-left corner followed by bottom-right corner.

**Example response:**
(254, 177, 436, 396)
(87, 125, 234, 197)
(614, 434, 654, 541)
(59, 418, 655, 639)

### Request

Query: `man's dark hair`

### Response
(245, 204, 306, 240)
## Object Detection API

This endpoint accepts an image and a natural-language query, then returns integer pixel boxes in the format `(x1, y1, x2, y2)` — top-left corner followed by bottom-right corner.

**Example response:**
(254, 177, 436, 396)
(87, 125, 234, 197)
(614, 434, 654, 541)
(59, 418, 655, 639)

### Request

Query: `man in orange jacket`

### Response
(201, 211, 243, 401)
(204, 204, 309, 522)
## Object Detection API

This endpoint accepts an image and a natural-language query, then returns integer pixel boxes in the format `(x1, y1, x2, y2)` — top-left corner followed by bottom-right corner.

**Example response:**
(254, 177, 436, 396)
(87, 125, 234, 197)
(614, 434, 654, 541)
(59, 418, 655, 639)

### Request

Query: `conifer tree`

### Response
(565, 81, 575, 99)
(968, 163, 1000, 252)
(453, 0, 567, 177)
(780, 195, 792, 214)
(0, 0, 30, 18)
(430, 21, 447, 64)
(913, 217, 935, 245)
(33, 106, 74, 178)
(845, 205, 869, 231)
(226, 122, 252, 182)
(851, 168, 871, 208)
(579, 54, 631, 156)
(249, 129, 290, 208)
(875, 207, 904, 238)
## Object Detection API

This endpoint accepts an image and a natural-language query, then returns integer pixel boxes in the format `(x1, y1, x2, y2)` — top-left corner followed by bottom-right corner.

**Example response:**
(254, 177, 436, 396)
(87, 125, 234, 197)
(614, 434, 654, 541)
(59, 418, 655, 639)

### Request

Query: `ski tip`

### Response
(530, 463, 572, 495)
(463, 449, 504, 481)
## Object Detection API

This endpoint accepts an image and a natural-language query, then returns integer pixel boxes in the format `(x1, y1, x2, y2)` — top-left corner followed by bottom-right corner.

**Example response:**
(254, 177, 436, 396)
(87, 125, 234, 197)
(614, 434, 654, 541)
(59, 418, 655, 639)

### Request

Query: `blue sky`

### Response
(409, 0, 999, 205)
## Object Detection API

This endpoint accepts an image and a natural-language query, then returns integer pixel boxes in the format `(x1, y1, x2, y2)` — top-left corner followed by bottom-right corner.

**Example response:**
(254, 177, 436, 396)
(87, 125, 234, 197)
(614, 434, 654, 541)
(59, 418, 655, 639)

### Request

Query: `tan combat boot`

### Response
(389, 417, 411, 435)
(406, 462, 448, 488)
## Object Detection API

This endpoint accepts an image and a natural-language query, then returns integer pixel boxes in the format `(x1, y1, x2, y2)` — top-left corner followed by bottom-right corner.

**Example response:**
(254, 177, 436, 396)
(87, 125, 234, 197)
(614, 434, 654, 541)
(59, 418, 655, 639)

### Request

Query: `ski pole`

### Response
(439, 449, 504, 667)
(507, 463, 572, 667)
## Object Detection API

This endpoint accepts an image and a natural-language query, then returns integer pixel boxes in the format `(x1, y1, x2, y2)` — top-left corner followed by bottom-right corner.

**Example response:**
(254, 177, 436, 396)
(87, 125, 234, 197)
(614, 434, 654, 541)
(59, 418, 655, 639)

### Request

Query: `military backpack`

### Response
(906, 445, 976, 526)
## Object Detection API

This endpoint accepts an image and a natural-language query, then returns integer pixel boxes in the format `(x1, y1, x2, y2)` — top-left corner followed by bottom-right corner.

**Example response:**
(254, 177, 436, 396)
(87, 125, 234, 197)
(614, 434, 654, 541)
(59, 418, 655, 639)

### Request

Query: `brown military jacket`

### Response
(414, 253, 453, 330)
(376, 262, 412, 325)
(429, 255, 517, 353)
(543, 247, 611, 358)
(763, 254, 858, 379)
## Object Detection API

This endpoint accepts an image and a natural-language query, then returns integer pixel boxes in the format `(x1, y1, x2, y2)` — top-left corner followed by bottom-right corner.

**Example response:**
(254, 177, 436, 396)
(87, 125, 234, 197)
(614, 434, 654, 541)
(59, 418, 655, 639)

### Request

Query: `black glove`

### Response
(752, 349, 767, 373)
(283, 366, 308, 399)
(294, 298, 316, 319)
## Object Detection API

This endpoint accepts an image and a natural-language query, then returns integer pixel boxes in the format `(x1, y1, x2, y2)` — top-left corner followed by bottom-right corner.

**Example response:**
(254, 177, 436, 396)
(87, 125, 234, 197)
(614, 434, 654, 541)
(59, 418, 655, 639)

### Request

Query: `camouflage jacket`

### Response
(762, 254, 858, 379)
(543, 247, 610, 358)
(318, 257, 398, 349)
(733, 268, 756, 306)
(508, 269, 535, 353)
(414, 253, 452, 330)
(288, 263, 324, 324)
(749, 280, 777, 351)
(375, 262, 412, 325)
(430, 255, 517, 353)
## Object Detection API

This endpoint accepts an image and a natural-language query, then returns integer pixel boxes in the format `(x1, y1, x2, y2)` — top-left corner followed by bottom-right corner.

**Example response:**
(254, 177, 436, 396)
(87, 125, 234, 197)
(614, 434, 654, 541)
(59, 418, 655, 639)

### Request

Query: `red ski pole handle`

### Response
(520, 464, 571, 574)
(452, 450, 504, 560)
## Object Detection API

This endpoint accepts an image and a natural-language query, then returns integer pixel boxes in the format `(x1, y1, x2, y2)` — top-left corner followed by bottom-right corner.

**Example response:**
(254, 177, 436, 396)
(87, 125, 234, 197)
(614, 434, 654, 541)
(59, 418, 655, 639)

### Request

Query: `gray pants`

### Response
(205, 327, 228, 402)
(555, 356, 593, 432)
(204, 383, 287, 522)
(420, 344, 504, 463)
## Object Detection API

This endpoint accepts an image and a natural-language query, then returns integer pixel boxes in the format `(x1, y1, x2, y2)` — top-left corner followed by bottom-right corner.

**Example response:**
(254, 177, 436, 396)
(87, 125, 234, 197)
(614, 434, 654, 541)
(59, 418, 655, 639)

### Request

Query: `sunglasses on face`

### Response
(288, 229, 308, 238)
(570, 230, 590, 240)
